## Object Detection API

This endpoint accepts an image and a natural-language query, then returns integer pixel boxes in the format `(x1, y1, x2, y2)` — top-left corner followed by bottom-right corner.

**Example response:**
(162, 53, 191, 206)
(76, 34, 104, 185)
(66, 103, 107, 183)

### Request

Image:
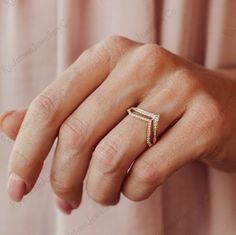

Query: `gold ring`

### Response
(127, 107, 160, 147)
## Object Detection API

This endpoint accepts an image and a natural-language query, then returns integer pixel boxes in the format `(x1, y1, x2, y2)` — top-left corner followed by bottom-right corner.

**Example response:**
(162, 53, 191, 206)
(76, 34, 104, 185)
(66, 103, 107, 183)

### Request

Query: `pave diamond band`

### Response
(127, 107, 160, 147)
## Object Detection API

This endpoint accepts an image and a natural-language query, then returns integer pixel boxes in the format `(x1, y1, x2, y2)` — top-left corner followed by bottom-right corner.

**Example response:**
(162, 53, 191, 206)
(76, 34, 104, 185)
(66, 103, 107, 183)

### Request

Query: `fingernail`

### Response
(56, 197, 73, 215)
(7, 173, 26, 202)
(0, 110, 16, 130)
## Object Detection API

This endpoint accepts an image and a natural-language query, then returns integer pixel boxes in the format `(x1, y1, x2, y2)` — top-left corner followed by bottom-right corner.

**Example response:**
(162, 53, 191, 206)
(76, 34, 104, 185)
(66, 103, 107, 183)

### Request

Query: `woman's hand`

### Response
(1, 36, 236, 214)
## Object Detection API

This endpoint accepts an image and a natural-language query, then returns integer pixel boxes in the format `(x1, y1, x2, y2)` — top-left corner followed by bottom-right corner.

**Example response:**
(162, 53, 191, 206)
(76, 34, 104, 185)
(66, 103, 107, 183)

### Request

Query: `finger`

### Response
(50, 46, 143, 209)
(0, 110, 26, 140)
(50, 43, 171, 209)
(86, 84, 186, 205)
(86, 61, 200, 205)
(8, 36, 134, 202)
(122, 108, 206, 201)
(50, 43, 179, 210)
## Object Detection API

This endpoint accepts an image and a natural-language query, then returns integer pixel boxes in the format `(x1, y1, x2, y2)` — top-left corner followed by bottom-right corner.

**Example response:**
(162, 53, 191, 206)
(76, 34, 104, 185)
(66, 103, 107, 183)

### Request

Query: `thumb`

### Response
(0, 110, 26, 140)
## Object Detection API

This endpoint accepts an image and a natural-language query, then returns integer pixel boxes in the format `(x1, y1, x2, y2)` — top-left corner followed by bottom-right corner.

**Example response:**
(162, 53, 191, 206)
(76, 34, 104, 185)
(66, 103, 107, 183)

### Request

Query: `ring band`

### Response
(127, 107, 160, 147)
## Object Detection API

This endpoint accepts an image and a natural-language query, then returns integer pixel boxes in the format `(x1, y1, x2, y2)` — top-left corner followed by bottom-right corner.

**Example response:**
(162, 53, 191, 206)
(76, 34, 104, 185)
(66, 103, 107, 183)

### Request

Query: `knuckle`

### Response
(130, 44, 166, 80)
(79, 43, 106, 65)
(92, 138, 123, 174)
(103, 35, 129, 47)
(74, 37, 127, 74)
(139, 44, 165, 62)
(101, 35, 135, 67)
(59, 116, 88, 149)
(134, 159, 165, 186)
(170, 68, 198, 94)
(75, 37, 119, 72)
(142, 43, 166, 58)
(30, 93, 57, 124)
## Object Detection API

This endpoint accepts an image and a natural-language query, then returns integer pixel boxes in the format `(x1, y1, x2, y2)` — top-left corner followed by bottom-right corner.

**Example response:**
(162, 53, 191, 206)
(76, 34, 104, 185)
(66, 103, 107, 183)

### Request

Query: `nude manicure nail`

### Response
(56, 197, 73, 215)
(0, 110, 16, 130)
(7, 173, 26, 202)
(0, 110, 16, 127)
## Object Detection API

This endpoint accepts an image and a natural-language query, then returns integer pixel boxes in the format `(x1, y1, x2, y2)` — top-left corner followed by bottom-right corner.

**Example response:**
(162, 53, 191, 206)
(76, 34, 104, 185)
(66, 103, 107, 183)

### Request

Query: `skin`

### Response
(1, 36, 236, 214)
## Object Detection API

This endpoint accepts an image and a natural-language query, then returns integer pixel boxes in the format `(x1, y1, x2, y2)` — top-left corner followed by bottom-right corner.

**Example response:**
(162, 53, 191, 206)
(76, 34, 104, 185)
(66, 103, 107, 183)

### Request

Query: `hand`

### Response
(1, 36, 236, 214)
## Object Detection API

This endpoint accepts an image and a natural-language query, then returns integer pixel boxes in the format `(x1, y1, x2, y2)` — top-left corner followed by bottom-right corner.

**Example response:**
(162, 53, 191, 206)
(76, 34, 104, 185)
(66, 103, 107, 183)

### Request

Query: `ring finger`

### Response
(86, 82, 187, 205)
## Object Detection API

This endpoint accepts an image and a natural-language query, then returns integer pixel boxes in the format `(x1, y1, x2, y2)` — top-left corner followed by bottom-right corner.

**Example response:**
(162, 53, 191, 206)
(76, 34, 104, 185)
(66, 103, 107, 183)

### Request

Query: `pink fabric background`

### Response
(0, 0, 236, 234)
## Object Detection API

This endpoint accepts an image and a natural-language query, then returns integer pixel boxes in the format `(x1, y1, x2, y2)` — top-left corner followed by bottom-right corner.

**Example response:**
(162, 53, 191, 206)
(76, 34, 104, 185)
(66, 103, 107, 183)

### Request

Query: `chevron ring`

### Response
(127, 107, 160, 147)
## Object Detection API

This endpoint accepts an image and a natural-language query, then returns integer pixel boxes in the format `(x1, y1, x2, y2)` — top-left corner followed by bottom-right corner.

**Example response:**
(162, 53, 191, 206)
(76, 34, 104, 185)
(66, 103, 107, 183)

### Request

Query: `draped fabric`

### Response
(0, 1, 236, 234)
